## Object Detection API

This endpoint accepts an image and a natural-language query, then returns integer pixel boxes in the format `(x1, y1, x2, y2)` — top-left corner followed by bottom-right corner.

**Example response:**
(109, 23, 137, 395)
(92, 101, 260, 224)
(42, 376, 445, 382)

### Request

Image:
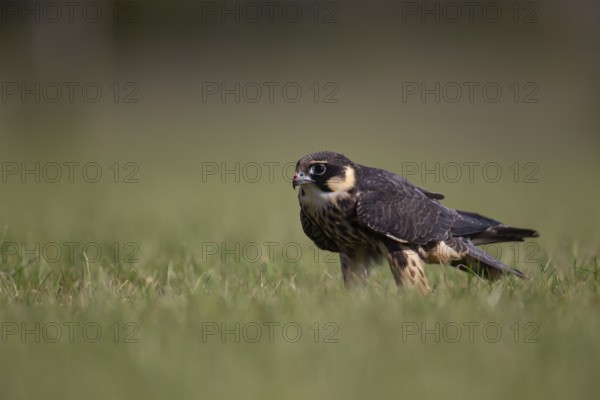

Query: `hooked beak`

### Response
(292, 173, 313, 189)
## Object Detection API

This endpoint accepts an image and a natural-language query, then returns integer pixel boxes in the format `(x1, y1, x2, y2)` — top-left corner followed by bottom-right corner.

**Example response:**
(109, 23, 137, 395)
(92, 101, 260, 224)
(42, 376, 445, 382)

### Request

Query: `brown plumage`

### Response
(292, 151, 539, 292)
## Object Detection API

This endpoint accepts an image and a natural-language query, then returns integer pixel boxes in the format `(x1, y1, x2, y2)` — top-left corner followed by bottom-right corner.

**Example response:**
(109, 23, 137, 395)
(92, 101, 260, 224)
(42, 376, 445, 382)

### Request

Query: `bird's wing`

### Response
(416, 187, 445, 200)
(300, 209, 339, 252)
(356, 170, 457, 245)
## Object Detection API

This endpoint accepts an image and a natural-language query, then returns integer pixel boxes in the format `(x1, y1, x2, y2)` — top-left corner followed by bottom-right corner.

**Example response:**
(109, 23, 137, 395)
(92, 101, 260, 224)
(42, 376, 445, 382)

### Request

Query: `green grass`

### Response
(1, 258, 599, 399)
(1, 161, 599, 400)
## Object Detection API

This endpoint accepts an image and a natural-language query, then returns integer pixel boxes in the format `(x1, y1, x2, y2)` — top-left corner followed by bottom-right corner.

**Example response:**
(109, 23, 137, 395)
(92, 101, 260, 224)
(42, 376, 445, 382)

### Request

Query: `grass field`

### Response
(1, 155, 599, 399)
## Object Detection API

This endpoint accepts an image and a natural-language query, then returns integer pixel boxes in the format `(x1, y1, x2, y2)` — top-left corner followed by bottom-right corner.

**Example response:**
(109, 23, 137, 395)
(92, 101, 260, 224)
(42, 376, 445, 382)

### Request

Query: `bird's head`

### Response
(293, 151, 357, 194)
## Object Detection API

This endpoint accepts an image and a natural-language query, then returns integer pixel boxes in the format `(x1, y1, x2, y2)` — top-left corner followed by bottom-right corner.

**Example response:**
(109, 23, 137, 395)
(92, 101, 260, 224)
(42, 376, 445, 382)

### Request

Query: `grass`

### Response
(0, 159, 599, 400)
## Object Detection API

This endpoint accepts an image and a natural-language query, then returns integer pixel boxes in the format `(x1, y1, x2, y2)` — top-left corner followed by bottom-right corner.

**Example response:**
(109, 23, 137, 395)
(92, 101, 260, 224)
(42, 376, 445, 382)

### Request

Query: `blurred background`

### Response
(0, 0, 599, 265)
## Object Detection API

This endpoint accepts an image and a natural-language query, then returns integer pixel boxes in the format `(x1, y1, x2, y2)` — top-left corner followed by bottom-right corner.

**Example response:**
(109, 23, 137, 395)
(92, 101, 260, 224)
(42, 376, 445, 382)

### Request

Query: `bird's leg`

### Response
(426, 240, 461, 287)
(340, 252, 368, 288)
(388, 250, 431, 294)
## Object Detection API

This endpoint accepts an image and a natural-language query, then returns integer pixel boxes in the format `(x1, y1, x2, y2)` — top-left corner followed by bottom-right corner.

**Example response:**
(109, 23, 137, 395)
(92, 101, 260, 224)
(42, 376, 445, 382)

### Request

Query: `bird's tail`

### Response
(454, 210, 539, 245)
(451, 243, 527, 280)
(470, 225, 539, 245)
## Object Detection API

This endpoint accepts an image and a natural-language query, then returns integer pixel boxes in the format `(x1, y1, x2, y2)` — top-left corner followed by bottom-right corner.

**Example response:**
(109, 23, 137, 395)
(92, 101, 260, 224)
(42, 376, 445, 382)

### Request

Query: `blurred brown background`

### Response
(1, 0, 599, 256)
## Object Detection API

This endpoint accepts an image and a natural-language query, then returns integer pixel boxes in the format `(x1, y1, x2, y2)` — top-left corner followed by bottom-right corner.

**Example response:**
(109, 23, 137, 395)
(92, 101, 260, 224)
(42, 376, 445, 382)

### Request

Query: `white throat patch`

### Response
(298, 166, 356, 213)
(298, 183, 347, 212)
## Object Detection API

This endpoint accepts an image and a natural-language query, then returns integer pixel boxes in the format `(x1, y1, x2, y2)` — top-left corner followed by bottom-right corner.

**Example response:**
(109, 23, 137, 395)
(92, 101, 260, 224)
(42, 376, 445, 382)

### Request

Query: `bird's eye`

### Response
(310, 164, 327, 176)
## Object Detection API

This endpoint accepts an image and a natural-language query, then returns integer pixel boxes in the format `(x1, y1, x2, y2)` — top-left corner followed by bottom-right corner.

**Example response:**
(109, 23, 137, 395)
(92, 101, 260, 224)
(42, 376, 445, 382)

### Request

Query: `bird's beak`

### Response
(292, 174, 313, 189)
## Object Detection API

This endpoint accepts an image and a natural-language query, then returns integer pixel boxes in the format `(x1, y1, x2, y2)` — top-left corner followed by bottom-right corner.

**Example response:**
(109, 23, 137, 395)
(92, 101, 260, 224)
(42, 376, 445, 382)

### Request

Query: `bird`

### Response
(292, 151, 539, 292)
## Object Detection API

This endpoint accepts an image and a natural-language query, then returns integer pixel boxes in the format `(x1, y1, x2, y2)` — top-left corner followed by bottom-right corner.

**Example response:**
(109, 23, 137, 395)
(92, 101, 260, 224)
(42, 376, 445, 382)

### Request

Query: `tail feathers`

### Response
(453, 210, 539, 245)
(470, 225, 539, 245)
(452, 244, 527, 280)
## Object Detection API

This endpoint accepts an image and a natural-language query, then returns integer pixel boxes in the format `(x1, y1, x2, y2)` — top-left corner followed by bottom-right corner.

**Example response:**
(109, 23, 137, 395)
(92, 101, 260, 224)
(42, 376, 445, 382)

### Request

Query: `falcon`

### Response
(292, 151, 539, 292)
